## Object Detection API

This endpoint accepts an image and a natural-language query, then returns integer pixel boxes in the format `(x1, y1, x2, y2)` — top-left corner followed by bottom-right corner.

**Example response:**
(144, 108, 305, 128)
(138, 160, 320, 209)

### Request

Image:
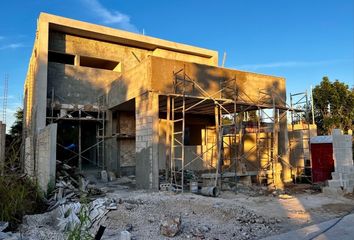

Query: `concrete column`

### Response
(135, 92, 159, 190)
(24, 137, 35, 178)
(105, 110, 119, 174)
(279, 110, 292, 183)
(0, 122, 5, 175)
(35, 123, 57, 194)
(35, 16, 49, 133)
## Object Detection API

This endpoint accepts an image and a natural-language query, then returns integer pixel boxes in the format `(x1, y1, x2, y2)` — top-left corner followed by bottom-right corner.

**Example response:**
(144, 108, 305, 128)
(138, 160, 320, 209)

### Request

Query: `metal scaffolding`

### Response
(47, 92, 107, 171)
(166, 66, 291, 192)
(289, 91, 312, 183)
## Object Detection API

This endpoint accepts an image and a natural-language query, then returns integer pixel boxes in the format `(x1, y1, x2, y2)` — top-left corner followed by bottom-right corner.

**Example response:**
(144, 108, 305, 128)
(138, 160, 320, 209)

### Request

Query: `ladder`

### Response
(170, 95, 185, 191)
(256, 90, 278, 186)
(219, 77, 238, 191)
(97, 95, 106, 169)
(170, 70, 187, 192)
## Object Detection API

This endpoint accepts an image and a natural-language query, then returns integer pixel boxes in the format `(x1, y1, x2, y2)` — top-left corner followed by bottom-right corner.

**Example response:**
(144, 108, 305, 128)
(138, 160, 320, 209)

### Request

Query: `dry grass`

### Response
(0, 174, 46, 230)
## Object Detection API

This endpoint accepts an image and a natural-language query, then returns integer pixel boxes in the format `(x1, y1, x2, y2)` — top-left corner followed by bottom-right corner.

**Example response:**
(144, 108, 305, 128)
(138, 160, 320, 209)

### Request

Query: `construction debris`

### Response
(101, 170, 108, 182)
(120, 230, 132, 240)
(200, 186, 220, 197)
(0, 231, 20, 240)
(0, 222, 8, 232)
(160, 215, 182, 237)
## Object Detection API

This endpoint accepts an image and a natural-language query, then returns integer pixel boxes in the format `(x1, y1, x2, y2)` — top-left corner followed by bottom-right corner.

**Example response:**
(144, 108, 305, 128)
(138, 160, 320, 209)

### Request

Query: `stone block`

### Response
(344, 186, 354, 194)
(336, 166, 354, 173)
(322, 186, 344, 196)
(341, 180, 350, 189)
(341, 173, 354, 180)
(328, 179, 342, 188)
(101, 170, 108, 182)
(331, 172, 340, 180)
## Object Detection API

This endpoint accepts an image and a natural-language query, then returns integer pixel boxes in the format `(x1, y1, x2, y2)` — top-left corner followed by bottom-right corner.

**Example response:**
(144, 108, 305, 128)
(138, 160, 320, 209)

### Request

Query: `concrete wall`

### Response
(135, 92, 159, 189)
(288, 125, 317, 171)
(118, 111, 136, 169)
(150, 57, 286, 106)
(332, 129, 353, 169)
(48, 63, 120, 105)
(49, 31, 152, 73)
(158, 115, 216, 172)
(35, 123, 57, 193)
(107, 56, 286, 110)
(108, 59, 151, 108)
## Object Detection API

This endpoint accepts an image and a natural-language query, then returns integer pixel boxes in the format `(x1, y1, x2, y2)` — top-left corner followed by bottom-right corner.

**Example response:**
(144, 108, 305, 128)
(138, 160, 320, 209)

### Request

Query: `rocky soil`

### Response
(2, 179, 354, 240)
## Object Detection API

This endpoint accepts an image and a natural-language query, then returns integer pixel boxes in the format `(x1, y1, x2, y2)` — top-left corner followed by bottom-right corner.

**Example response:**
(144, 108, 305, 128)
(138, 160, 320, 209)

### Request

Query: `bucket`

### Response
(200, 186, 220, 197)
(190, 181, 198, 193)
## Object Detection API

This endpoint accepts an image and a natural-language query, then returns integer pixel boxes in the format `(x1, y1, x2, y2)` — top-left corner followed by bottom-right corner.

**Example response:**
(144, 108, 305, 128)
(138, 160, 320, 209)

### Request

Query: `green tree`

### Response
(312, 77, 354, 134)
(9, 108, 23, 138)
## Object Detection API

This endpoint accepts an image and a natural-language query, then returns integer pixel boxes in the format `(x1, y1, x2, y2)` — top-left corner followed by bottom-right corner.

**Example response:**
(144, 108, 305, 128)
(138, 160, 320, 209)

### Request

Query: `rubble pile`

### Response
(99, 191, 281, 240)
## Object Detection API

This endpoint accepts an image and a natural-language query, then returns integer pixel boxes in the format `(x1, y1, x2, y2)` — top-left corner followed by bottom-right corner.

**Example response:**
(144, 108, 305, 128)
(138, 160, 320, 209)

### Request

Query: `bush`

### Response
(0, 174, 46, 230)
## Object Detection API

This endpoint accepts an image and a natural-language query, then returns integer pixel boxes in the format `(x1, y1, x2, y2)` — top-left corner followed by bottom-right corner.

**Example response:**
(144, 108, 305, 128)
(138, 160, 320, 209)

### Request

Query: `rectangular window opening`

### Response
(80, 56, 121, 72)
(48, 51, 75, 65)
(184, 125, 203, 146)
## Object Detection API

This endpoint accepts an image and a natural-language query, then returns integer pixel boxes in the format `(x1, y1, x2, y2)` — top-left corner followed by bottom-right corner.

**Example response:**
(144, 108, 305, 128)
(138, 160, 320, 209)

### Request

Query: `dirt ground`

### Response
(97, 181, 354, 240)
(16, 179, 354, 240)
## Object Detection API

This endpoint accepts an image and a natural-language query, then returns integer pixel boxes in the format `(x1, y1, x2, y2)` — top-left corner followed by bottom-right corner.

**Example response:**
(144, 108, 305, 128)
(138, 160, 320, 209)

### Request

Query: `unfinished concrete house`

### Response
(24, 13, 295, 193)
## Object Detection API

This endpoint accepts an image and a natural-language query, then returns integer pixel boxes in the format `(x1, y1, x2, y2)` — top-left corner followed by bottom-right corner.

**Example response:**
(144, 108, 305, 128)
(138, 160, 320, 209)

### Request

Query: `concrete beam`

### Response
(39, 12, 218, 65)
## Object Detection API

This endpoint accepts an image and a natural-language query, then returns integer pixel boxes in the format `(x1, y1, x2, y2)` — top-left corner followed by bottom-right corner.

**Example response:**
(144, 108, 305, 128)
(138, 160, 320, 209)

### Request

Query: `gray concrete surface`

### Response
(36, 123, 57, 193)
(264, 212, 354, 240)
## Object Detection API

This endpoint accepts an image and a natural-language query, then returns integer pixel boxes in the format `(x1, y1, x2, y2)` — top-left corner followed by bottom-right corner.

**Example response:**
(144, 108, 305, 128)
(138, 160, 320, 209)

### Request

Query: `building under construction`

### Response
(23, 13, 310, 192)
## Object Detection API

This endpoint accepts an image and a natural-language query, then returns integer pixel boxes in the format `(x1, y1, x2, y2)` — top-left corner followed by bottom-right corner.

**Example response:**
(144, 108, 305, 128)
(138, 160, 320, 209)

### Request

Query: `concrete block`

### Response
(331, 172, 340, 180)
(348, 179, 354, 186)
(344, 186, 354, 194)
(328, 180, 342, 188)
(322, 186, 344, 196)
(332, 129, 342, 136)
(341, 180, 350, 189)
(336, 166, 354, 174)
(341, 173, 354, 180)
(101, 170, 108, 182)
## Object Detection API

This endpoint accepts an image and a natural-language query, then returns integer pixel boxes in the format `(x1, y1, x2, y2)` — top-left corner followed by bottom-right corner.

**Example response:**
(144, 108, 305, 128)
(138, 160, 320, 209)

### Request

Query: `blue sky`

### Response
(0, 0, 353, 128)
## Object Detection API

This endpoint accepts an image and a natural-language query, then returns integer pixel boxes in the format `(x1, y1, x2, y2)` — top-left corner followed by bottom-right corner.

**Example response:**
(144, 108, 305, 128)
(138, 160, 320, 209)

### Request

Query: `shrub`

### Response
(0, 174, 46, 230)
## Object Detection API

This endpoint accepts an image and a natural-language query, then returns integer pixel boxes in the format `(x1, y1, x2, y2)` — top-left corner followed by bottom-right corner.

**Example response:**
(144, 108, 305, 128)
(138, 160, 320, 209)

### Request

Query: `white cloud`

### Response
(0, 43, 25, 50)
(237, 59, 352, 70)
(81, 0, 138, 32)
